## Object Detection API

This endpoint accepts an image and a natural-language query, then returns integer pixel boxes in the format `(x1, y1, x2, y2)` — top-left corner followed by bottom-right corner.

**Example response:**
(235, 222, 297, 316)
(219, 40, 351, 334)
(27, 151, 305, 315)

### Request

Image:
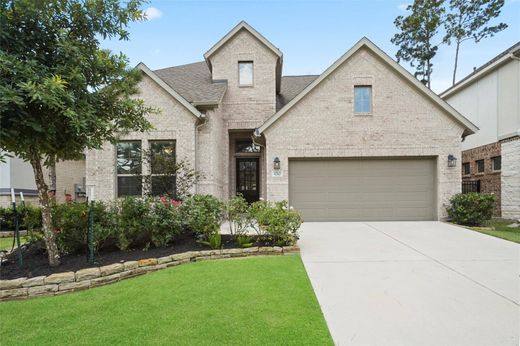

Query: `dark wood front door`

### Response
(236, 158, 260, 203)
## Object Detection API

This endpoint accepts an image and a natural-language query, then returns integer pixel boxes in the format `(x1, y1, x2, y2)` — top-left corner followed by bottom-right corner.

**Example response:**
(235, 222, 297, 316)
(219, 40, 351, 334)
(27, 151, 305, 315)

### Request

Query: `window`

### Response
(150, 140, 176, 197)
(235, 140, 261, 153)
(476, 159, 485, 174)
(354, 86, 372, 113)
(491, 156, 501, 172)
(462, 162, 470, 175)
(116, 141, 142, 196)
(238, 61, 253, 86)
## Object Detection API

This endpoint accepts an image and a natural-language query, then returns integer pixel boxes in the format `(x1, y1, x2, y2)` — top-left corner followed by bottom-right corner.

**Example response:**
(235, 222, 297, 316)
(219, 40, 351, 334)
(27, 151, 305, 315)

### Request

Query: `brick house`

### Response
(2, 21, 479, 221)
(441, 42, 520, 220)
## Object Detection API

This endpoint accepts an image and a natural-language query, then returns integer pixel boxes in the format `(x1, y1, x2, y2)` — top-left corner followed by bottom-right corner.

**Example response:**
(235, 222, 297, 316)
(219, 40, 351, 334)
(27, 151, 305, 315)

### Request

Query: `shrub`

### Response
(0, 204, 42, 231)
(225, 194, 251, 237)
(182, 194, 224, 238)
(53, 202, 89, 255)
(116, 197, 183, 250)
(250, 200, 302, 246)
(447, 192, 495, 226)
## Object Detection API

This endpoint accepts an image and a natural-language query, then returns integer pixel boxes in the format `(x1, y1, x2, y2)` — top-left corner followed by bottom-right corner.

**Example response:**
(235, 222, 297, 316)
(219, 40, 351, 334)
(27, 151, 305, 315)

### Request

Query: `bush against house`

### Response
(1, 195, 303, 257)
(447, 192, 496, 225)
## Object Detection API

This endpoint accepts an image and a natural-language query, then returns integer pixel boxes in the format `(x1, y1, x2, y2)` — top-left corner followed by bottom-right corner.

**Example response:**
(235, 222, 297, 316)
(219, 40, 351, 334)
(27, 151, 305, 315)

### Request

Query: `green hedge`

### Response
(1, 195, 303, 256)
(447, 192, 495, 226)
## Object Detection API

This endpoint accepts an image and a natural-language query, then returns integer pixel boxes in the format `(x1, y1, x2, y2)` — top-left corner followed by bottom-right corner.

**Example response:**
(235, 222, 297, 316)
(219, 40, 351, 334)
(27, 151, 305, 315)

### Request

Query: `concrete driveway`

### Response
(299, 222, 519, 346)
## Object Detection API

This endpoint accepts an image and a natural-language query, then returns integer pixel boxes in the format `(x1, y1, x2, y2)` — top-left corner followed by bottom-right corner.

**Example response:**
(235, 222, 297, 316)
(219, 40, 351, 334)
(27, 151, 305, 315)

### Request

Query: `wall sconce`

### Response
(447, 154, 457, 167)
(273, 157, 281, 170)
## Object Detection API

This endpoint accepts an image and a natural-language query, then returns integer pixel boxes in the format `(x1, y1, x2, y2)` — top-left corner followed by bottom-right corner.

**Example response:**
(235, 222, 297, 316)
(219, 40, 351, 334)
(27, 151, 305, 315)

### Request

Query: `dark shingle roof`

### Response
(153, 61, 317, 109)
(277, 75, 318, 110)
(154, 61, 227, 105)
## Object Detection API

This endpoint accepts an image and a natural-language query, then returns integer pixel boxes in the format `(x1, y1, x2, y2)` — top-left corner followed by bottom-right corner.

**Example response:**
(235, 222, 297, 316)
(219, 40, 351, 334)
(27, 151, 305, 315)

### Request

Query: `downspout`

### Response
(252, 130, 266, 200)
(194, 113, 208, 194)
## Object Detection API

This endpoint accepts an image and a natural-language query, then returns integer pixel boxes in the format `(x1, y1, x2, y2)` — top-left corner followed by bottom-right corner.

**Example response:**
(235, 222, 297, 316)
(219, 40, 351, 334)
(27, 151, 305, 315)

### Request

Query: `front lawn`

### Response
(469, 219, 520, 244)
(0, 255, 332, 345)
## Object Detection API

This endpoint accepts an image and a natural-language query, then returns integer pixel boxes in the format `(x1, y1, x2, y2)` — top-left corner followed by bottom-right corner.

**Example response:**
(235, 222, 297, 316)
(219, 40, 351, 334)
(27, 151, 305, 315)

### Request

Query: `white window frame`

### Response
(354, 85, 372, 114)
(491, 156, 501, 172)
(238, 61, 254, 87)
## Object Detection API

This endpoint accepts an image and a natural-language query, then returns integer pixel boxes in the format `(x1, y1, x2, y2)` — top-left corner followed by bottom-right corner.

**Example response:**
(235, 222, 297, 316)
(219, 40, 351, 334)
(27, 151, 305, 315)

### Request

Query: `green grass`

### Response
(0, 236, 26, 251)
(0, 255, 332, 345)
(469, 219, 520, 244)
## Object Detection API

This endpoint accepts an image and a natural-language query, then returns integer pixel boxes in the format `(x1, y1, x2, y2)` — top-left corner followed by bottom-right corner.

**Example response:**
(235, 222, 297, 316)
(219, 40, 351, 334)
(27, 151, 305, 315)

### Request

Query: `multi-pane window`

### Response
(238, 61, 253, 86)
(354, 86, 372, 113)
(116, 141, 142, 197)
(462, 162, 470, 175)
(235, 140, 261, 153)
(491, 156, 501, 172)
(476, 159, 485, 174)
(150, 140, 176, 197)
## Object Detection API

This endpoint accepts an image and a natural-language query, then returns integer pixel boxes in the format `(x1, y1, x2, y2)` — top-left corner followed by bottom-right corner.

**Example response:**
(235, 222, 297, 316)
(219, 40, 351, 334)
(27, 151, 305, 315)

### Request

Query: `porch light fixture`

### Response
(273, 157, 281, 170)
(447, 154, 457, 168)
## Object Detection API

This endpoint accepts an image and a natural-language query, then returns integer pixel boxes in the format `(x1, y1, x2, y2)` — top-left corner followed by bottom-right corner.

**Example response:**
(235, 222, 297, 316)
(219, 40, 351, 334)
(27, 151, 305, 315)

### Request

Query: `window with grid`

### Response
(462, 162, 470, 175)
(150, 140, 176, 197)
(491, 156, 501, 172)
(116, 141, 142, 197)
(354, 86, 372, 113)
(476, 159, 485, 174)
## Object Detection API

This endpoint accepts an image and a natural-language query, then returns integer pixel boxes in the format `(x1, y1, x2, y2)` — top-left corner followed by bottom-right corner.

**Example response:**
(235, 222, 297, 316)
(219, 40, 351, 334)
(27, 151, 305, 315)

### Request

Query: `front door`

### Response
(236, 158, 260, 203)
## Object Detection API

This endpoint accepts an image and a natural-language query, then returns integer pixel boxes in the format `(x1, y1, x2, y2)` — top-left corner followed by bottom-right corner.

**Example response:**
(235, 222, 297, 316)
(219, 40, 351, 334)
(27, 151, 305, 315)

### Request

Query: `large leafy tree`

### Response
(0, 0, 154, 266)
(444, 0, 508, 85)
(391, 0, 445, 89)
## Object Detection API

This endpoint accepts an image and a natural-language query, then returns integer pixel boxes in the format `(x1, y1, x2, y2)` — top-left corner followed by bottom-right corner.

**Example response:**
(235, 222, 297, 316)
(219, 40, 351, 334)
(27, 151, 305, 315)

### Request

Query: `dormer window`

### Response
(238, 61, 253, 86)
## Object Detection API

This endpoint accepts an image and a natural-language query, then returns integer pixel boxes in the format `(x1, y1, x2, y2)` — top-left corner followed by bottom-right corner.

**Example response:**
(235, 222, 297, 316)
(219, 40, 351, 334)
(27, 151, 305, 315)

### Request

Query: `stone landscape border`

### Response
(0, 246, 299, 301)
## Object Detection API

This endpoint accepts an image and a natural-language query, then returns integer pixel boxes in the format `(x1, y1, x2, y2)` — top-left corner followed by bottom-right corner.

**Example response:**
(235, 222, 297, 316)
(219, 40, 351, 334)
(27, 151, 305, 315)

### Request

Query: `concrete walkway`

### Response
(299, 221, 519, 346)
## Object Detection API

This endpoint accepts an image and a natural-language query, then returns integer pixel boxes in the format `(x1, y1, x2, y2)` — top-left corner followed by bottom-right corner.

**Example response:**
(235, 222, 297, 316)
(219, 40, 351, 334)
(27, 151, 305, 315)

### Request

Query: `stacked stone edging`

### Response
(0, 246, 299, 301)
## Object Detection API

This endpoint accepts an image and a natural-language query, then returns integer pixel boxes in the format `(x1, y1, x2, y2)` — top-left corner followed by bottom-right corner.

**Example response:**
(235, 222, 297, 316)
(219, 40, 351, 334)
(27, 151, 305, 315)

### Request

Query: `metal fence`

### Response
(462, 180, 480, 194)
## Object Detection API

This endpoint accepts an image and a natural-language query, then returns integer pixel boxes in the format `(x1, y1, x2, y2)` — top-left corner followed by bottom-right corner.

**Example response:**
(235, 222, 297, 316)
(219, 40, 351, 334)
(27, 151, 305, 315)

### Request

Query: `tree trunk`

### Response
(48, 155, 57, 193)
(452, 41, 461, 85)
(29, 149, 60, 266)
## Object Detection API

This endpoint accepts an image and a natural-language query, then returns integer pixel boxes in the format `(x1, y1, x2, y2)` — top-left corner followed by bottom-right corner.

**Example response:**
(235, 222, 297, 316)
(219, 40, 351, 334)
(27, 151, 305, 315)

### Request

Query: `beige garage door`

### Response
(289, 158, 436, 221)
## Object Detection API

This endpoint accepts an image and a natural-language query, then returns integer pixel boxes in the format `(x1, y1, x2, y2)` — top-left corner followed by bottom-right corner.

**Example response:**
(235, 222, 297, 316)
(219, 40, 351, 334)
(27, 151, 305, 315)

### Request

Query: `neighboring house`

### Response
(441, 42, 520, 220)
(0, 154, 86, 206)
(86, 21, 477, 221)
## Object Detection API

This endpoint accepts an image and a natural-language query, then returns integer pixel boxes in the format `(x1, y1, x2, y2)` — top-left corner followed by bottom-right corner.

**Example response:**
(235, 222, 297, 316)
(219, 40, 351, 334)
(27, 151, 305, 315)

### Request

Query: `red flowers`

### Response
(159, 196, 181, 207)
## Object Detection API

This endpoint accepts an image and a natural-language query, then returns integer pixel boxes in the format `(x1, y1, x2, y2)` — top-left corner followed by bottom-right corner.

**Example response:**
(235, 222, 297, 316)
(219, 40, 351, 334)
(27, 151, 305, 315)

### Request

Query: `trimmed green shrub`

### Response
(447, 192, 496, 226)
(0, 204, 42, 231)
(181, 194, 224, 238)
(250, 200, 302, 246)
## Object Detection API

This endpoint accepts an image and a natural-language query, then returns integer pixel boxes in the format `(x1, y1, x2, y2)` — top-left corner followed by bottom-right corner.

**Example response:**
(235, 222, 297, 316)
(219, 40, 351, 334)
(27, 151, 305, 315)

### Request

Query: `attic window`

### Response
(239, 61, 253, 86)
(354, 86, 372, 113)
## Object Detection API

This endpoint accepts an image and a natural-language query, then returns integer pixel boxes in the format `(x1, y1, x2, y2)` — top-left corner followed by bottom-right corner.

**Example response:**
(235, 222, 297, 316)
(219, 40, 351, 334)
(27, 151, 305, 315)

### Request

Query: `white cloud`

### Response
(398, 3, 410, 11)
(144, 7, 162, 20)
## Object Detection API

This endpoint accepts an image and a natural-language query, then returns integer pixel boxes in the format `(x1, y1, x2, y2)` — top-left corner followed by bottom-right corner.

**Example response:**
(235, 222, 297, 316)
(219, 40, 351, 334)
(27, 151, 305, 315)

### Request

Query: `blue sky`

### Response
(102, 0, 520, 93)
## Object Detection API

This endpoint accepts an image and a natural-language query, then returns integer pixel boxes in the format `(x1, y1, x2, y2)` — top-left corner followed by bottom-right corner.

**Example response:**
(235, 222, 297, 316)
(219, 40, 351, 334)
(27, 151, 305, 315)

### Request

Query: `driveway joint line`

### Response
(363, 222, 519, 307)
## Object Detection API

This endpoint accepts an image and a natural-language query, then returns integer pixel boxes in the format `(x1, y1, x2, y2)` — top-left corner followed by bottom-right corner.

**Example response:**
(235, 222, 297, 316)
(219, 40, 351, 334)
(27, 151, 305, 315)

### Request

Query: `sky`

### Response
(101, 0, 520, 94)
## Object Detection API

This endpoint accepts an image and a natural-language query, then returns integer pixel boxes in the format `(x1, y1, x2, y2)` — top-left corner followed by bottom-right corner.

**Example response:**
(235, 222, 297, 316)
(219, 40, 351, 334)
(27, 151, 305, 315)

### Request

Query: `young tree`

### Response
(444, 0, 508, 85)
(0, 0, 154, 266)
(391, 0, 445, 88)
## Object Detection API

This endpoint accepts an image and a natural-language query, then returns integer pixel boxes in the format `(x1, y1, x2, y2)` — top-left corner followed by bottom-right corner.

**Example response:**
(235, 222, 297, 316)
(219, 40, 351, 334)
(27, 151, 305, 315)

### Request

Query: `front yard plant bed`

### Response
(0, 244, 299, 300)
(1, 234, 283, 280)
(0, 256, 332, 345)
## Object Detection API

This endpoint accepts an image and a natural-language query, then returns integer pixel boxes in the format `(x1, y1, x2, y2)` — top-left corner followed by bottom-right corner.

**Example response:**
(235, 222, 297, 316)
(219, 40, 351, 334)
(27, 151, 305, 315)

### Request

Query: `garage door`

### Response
(289, 158, 436, 221)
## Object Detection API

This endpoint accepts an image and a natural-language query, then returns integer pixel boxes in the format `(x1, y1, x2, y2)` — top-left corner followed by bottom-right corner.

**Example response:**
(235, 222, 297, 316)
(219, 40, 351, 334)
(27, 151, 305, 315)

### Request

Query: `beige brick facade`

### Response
(82, 23, 473, 221)
(501, 137, 520, 219)
(262, 47, 465, 220)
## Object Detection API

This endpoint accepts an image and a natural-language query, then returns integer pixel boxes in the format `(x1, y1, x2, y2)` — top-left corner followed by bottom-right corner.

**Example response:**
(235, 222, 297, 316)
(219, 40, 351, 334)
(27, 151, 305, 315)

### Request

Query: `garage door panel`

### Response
(289, 158, 435, 221)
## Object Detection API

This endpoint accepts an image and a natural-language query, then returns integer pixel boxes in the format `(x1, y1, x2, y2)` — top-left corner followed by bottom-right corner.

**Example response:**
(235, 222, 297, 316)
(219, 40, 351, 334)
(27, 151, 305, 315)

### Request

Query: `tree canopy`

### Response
(0, 0, 154, 265)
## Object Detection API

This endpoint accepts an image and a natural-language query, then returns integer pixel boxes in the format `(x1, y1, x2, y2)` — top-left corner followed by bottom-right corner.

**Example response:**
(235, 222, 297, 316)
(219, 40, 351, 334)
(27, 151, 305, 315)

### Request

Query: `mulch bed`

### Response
(1, 234, 271, 280)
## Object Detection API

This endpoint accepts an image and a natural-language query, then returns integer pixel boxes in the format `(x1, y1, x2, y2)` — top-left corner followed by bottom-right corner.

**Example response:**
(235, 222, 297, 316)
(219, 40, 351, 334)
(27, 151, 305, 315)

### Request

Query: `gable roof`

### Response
(204, 21, 283, 92)
(440, 41, 520, 99)
(154, 61, 227, 106)
(257, 37, 478, 137)
(137, 63, 203, 119)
